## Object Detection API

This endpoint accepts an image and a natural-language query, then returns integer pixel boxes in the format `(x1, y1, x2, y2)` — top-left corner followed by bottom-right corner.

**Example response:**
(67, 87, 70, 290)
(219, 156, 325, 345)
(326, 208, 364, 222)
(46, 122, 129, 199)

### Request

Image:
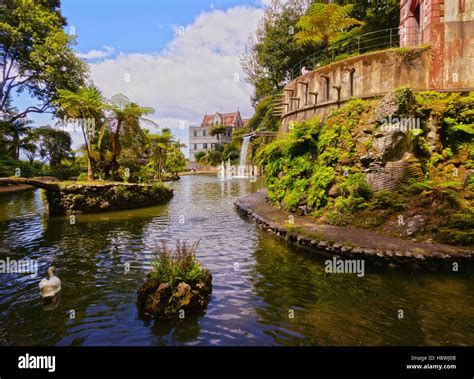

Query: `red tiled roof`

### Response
(241, 118, 250, 127)
(201, 115, 215, 127)
(201, 112, 241, 127)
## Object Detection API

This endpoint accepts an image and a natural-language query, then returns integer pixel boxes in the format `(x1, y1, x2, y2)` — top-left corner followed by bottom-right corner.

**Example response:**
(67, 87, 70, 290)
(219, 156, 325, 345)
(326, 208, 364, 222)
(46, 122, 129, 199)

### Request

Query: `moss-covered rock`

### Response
(43, 181, 173, 216)
(136, 241, 213, 319)
(136, 272, 212, 319)
(257, 89, 474, 247)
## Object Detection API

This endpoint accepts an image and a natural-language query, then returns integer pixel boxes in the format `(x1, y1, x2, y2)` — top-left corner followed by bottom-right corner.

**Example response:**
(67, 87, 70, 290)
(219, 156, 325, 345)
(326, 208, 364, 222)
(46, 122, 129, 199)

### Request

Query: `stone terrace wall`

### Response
(281, 48, 431, 132)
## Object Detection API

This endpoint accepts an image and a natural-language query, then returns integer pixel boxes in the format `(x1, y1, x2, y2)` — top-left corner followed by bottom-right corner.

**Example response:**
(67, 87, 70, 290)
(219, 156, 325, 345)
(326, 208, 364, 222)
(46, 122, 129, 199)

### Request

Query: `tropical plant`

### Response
(294, 3, 365, 51)
(106, 94, 157, 179)
(209, 125, 228, 143)
(147, 128, 173, 180)
(55, 85, 106, 181)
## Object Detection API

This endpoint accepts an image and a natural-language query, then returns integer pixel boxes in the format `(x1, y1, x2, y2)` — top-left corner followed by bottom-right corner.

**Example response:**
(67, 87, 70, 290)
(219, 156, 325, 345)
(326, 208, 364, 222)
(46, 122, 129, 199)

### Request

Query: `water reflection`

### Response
(0, 176, 472, 346)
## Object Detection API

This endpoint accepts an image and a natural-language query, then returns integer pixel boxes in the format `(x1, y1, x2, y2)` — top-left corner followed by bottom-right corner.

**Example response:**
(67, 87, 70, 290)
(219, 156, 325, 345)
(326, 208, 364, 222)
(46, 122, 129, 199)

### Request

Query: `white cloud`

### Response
(77, 45, 115, 60)
(88, 6, 263, 156)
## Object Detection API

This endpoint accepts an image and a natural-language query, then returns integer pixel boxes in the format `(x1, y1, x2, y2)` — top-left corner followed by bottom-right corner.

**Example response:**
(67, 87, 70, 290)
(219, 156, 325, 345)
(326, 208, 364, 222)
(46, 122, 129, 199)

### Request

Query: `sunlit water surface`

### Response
(0, 175, 472, 346)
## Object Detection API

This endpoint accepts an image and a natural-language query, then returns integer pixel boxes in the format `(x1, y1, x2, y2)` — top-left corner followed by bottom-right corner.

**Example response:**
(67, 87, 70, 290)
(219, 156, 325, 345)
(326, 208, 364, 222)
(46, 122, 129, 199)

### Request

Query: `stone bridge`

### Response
(0, 177, 61, 191)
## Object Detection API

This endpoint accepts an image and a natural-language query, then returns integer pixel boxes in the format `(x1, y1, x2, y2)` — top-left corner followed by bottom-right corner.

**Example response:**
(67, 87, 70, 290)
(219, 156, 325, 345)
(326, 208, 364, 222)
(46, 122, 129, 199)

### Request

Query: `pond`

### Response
(0, 175, 472, 346)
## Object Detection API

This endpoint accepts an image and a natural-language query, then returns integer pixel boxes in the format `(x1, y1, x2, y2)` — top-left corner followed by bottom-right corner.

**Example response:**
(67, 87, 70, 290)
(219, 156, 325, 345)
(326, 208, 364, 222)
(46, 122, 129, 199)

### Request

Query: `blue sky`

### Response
(16, 0, 267, 155)
(62, 0, 262, 54)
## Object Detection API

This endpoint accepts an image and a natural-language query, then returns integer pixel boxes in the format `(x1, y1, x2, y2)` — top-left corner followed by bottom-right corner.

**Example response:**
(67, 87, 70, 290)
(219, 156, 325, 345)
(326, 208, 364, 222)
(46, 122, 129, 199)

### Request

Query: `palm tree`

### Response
(106, 94, 158, 179)
(55, 85, 107, 181)
(294, 3, 365, 51)
(209, 124, 228, 144)
(148, 128, 173, 180)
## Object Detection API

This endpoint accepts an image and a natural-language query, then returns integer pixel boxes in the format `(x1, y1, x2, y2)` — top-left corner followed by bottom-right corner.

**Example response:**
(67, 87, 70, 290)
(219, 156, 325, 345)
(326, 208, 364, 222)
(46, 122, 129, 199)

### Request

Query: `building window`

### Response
(193, 130, 197, 137)
(203, 143, 208, 149)
(203, 129, 206, 137)
(194, 144, 197, 150)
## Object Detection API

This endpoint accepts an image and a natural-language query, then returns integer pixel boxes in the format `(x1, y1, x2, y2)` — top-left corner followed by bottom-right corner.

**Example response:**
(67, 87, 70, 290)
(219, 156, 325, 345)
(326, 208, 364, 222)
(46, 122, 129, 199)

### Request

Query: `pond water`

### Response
(0, 175, 472, 346)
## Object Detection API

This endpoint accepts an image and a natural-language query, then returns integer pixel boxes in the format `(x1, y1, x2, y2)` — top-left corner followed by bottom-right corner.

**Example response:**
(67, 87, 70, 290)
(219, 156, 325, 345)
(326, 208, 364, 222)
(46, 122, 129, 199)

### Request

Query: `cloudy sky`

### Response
(17, 0, 268, 156)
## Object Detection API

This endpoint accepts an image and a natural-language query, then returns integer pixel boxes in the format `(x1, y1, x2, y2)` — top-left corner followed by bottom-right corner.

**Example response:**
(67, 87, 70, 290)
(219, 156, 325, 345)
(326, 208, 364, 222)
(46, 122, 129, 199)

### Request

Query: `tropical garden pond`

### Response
(0, 175, 472, 346)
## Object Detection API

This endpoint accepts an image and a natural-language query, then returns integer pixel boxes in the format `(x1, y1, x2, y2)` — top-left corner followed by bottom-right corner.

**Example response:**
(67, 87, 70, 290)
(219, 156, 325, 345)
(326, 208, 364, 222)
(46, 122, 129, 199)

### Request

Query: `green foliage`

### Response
(444, 118, 474, 146)
(165, 148, 186, 174)
(337, 173, 372, 199)
(77, 173, 88, 181)
(294, 3, 365, 49)
(150, 241, 206, 287)
(326, 209, 350, 226)
(246, 95, 280, 132)
(241, 1, 319, 103)
(335, 195, 367, 213)
(368, 190, 406, 211)
(35, 126, 73, 168)
(401, 180, 432, 196)
(307, 165, 335, 209)
(0, 0, 87, 122)
(437, 210, 474, 246)
(337, 0, 399, 33)
(394, 86, 416, 117)
(194, 151, 206, 163)
(259, 99, 371, 213)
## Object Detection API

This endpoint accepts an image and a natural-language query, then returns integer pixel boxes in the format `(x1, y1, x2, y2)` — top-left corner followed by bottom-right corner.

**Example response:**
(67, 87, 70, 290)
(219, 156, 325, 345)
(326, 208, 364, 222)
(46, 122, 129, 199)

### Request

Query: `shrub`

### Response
(394, 86, 415, 116)
(307, 165, 335, 209)
(337, 173, 372, 199)
(334, 195, 367, 213)
(150, 240, 207, 287)
(368, 190, 406, 211)
(77, 173, 88, 181)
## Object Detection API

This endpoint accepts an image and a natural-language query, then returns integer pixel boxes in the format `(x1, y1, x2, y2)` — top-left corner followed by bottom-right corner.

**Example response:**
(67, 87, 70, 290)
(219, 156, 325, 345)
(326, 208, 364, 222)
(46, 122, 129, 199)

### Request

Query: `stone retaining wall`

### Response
(44, 183, 173, 216)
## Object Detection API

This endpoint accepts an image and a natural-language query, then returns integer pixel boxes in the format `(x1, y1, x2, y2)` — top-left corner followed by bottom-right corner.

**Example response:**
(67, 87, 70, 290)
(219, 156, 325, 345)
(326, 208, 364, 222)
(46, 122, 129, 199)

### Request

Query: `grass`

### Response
(150, 240, 207, 287)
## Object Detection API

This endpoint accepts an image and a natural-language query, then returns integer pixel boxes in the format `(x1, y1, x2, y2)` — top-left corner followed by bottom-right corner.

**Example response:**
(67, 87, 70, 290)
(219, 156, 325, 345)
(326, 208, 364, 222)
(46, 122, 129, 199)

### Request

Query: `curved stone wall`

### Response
(281, 48, 432, 132)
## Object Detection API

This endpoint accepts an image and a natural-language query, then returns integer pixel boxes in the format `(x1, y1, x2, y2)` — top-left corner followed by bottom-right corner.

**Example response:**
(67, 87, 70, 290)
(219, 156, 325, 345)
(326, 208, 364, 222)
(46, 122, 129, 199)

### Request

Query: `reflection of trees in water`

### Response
(411, 274, 474, 345)
(0, 191, 171, 345)
(0, 190, 43, 256)
(251, 233, 473, 346)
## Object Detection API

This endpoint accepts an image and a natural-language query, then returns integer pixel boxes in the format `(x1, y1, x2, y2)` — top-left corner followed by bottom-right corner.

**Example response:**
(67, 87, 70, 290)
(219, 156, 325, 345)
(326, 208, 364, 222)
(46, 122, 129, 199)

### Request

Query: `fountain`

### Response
(225, 159, 233, 180)
(218, 136, 259, 180)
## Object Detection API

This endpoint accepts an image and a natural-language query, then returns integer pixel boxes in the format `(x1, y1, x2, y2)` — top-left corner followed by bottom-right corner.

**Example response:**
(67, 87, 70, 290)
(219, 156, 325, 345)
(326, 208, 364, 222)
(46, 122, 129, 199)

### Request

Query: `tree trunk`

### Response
(81, 124, 94, 181)
(87, 157, 93, 181)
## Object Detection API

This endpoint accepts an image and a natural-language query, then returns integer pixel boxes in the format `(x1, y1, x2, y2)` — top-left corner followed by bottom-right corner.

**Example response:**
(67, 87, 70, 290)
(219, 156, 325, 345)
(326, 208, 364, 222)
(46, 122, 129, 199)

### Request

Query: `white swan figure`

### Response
(39, 266, 61, 298)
